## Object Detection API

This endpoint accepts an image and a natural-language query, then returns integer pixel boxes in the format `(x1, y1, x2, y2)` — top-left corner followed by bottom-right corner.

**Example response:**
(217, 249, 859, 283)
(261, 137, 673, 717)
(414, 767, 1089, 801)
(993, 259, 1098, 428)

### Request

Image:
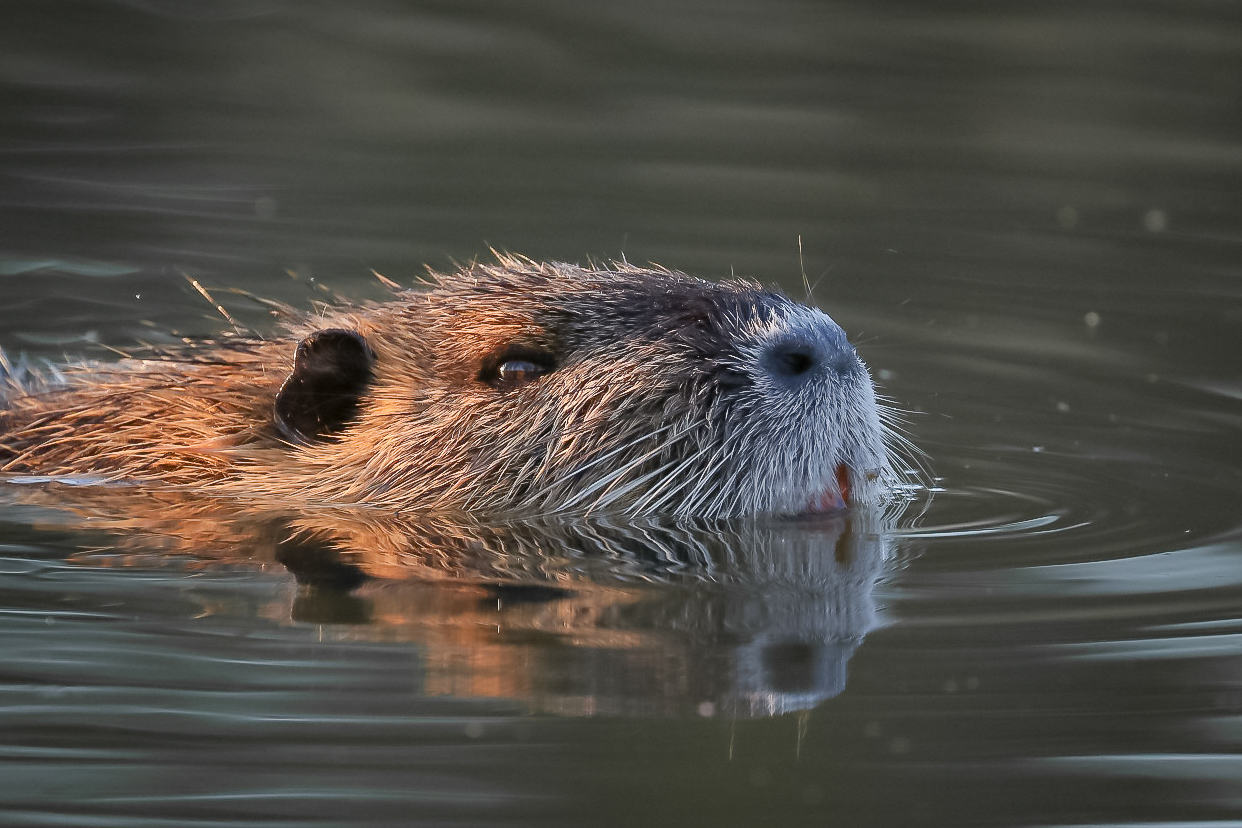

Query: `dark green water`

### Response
(2, 1, 1241, 826)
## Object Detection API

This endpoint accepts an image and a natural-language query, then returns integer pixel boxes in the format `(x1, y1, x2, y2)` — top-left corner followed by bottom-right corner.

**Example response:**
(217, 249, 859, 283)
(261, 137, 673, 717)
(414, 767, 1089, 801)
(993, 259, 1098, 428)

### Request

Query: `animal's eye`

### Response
(496, 359, 548, 388)
(480, 346, 556, 391)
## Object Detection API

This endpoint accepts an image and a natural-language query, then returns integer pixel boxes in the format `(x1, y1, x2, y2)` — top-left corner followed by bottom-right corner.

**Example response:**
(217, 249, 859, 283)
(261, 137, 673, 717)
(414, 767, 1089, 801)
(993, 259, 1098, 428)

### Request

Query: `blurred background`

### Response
(2, 1, 1238, 347)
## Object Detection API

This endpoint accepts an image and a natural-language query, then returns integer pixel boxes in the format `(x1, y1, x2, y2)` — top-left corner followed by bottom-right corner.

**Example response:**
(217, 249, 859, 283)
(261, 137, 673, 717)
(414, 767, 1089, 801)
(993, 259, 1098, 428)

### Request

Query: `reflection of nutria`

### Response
(1, 256, 905, 518)
(21, 490, 891, 718)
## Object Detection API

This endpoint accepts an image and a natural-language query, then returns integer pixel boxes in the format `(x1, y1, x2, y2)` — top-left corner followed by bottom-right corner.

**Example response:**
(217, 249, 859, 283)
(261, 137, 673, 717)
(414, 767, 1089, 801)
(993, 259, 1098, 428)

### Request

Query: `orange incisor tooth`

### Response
(836, 463, 851, 505)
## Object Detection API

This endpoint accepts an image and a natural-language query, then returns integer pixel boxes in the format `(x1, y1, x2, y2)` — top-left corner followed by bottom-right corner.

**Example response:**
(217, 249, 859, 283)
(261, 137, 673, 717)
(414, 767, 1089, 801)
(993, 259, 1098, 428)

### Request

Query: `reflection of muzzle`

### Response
(732, 636, 862, 719)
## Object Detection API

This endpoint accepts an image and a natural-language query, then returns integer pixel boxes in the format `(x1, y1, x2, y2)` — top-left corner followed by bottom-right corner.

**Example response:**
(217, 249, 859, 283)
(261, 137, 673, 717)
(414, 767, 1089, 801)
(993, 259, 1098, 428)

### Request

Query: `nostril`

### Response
(762, 335, 827, 384)
(772, 345, 816, 378)
(760, 330, 857, 387)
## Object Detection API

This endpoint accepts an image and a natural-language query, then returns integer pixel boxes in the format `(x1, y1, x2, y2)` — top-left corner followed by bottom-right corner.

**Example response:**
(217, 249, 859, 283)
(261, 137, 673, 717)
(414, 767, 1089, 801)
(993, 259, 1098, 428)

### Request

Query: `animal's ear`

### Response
(274, 329, 376, 444)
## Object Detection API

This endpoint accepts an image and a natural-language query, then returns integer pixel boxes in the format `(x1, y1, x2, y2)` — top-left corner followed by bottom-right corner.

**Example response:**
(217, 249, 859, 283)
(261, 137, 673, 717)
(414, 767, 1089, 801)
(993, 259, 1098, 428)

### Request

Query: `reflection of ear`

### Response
(274, 328, 376, 444)
(275, 526, 370, 592)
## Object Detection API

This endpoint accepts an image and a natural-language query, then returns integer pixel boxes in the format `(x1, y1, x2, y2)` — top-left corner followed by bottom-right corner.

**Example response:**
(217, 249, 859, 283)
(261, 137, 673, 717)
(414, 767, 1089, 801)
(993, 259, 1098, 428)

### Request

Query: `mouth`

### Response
(804, 463, 852, 514)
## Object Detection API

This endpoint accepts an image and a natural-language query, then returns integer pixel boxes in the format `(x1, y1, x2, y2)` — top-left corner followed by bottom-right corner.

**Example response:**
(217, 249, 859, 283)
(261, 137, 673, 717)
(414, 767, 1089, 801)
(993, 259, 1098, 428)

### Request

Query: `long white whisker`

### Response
(525, 422, 679, 506)
(676, 444, 735, 518)
(592, 460, 683, 516)
(586, 429, 697, 514)
(555, 427, 688, 511)
(631, 452, 706, 514)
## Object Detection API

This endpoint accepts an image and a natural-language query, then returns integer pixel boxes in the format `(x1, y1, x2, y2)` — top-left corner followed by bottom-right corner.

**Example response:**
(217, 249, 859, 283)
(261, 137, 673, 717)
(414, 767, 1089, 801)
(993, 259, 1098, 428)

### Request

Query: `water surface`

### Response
(2, 1, 1241, 826)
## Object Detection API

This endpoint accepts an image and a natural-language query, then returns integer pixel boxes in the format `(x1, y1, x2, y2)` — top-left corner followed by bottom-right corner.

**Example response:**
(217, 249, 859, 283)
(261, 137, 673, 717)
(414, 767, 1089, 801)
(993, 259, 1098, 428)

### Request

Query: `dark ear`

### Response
(274, 329, 376, 444)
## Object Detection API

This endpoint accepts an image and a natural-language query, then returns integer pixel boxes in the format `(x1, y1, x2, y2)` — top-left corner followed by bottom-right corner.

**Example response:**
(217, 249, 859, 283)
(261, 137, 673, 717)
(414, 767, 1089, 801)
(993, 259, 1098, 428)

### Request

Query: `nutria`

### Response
(0, 256, 903, 519)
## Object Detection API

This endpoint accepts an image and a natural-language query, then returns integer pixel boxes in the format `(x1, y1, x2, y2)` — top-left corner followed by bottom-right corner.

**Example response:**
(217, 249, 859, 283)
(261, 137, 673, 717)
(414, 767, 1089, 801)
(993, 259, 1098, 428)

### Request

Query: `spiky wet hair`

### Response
(1, 256, 903, 519)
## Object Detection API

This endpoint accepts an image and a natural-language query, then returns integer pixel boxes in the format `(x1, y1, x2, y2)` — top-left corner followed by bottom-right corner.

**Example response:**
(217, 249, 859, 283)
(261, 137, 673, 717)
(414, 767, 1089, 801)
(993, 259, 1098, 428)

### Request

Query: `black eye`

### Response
(480, 346, 556, 391)
(496, 359, 548, 388)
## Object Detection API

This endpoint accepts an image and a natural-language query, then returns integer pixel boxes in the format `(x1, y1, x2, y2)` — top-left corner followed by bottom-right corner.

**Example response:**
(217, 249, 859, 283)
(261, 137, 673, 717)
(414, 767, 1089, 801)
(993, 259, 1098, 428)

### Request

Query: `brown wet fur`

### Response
(1, 341, 287, 484)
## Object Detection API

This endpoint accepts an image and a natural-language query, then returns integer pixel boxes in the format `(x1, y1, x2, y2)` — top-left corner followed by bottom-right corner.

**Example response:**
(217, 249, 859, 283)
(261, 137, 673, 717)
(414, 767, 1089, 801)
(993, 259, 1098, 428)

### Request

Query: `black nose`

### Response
(760, 331, 856, 387)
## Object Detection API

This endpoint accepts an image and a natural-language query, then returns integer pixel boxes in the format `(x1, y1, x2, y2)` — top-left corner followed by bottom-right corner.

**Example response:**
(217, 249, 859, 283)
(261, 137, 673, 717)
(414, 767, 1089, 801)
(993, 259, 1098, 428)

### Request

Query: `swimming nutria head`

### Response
(1, 256, 901, 519)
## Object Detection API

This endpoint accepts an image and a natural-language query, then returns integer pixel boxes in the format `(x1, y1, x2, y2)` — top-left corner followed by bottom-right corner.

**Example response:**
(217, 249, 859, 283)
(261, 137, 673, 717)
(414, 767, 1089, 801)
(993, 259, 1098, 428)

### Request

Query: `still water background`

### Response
(2, 1, 1241, 826)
